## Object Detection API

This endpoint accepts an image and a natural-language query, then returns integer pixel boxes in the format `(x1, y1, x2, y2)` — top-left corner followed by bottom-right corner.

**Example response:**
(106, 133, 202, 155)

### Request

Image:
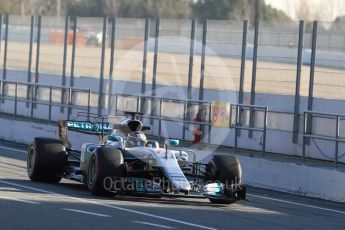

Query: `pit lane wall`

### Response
(0, 116, 344, 203)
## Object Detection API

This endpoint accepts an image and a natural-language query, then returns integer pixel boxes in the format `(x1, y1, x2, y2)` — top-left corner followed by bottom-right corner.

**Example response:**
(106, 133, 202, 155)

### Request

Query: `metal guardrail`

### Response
(0, 80, 91, 122)
(303, 110, 345, 168)
(230, 104, 268, 156)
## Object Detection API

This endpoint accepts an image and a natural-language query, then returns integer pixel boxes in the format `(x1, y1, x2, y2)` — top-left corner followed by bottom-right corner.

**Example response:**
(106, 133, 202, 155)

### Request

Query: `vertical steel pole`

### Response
(151, 19, 159, 125)
(335, 116, 339, 168)
(184, 19, 196, 142)
(26, 15, 34, 107)
(61, 16, 69, 112)
(239, 20, 248, 105)
(199, 19, 207, 101)
(238, 20, 248, 138)
(35, 16, 41, 84)
(0, 15, 2, 55)
(306, 21, 318, 144)
(249, 19, 259, 138)
(32, 16, 41, 114)
(70, 16, 77, 87)
(108, 17, 116, 114)
(2, 15, 8, 103)
(98, 17, 107, 115)
(187, 19, 195, 100)
(140, 18, 150, 114)
(292, 21, 305, 143)
(152, 19, 159, 97)
(2, 14, 8, 81)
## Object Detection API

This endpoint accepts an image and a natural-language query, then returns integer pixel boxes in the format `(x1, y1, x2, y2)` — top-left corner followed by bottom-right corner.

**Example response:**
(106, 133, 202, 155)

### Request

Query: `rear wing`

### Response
(58, 120, 113, 148)
(66, 120, 112, 134)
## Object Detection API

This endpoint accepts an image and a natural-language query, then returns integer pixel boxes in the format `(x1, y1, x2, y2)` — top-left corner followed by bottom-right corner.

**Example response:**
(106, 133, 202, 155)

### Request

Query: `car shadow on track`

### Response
(2, 178, 229, 208)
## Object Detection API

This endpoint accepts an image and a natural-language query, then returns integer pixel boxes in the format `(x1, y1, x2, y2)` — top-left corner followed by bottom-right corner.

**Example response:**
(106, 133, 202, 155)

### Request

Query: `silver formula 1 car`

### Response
(27, 112, 246, 204)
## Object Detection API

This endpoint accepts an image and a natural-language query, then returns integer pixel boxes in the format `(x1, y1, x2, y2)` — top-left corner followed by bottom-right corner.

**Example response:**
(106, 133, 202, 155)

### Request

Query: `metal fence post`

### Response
(335, 116, 339, 168)
(14, 82, 18, 118)
(302, 112, 307, 163)
(292, 21, 305, 143)
(30, 84, 35, 119)
(234, 104, 239, 153)
(208, 103, 212, 144)
(98, 16, 107, 115)
(49, 86, 52, 121)
(262, 107, 268, 157)
(187, 19, 195, 100)
(249, 19, 259, 138)
(107, 17, 116, 114)
(87, 89, 91, 121)
(26, 16, 34, 107)
(70, 16, 77, 88)
(151, 19, 159, 125)
(67, 88, 72, 120)
(182, 100, 187, 142)
(306, 21, 318, 144)
(140, 18, 150, 114)
(61, 16, 69, 113)
(158, 98, 163, 136)
(199, 19, 207, 101)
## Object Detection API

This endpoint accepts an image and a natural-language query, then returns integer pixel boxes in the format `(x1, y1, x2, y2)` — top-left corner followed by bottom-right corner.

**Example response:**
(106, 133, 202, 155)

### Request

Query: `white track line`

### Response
(0, 180, 217, 230)
(0, 195, 40, 205)
(247, 193, 345, 215)
(132, 220, 175, 229)
(0, 145, 27, 154)
(63, 208, 111, 218)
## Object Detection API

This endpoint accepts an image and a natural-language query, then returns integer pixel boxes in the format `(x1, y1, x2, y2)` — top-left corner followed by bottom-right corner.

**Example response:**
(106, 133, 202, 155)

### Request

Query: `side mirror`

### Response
(165, 139, 179, 146)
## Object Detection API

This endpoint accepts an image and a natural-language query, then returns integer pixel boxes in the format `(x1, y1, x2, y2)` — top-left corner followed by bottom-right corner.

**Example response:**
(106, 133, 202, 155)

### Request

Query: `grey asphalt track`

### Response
(1, 143, 345, 230)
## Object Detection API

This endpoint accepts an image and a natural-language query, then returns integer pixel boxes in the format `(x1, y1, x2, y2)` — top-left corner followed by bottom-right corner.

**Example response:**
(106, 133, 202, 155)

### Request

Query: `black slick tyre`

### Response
(27, 137, 67, 183)
(87, 147, 123, 196)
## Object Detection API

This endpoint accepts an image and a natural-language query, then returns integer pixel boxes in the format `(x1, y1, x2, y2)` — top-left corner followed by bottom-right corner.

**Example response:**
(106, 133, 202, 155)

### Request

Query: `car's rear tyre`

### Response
(87, 147, 124, 196)
(27, 137, 67, 183)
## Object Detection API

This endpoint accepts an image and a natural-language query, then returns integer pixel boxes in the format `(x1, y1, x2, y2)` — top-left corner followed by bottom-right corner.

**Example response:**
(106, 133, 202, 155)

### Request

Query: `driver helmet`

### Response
(126, 131, 147, 147)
